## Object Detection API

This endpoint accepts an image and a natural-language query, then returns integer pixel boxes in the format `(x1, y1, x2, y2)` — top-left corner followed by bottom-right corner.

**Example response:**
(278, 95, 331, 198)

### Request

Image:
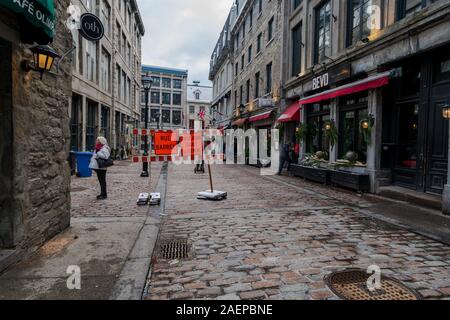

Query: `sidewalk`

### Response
(265, 169, 450, 246)
(0, 161, 163, 300)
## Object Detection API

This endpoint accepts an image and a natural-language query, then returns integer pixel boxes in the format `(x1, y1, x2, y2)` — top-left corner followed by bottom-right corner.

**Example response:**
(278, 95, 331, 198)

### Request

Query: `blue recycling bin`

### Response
(74, 152, 94, 178)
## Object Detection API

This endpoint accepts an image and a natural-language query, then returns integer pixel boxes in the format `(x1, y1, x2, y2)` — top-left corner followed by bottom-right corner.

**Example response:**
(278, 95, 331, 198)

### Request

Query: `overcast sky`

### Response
(136, 0, 232, 86)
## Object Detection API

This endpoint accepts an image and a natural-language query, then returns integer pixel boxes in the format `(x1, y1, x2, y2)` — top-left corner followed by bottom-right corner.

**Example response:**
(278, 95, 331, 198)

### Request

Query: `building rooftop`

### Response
(142, 65, 188, 77)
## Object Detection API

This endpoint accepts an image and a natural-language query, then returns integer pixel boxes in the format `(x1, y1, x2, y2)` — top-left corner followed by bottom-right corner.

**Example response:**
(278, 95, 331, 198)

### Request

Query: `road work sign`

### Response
(154, 131, 178, 155)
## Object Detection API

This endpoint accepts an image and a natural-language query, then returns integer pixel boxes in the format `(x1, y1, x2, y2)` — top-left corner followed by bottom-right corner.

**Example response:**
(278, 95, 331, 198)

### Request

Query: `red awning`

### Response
(277, 102, 301, 123)
(299, 71, 391, 105)
(232, 118, 248, 127)
(249, 110, 273, 123)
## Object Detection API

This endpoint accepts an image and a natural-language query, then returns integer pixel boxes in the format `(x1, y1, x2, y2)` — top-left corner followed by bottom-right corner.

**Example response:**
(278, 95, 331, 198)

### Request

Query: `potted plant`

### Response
(291, 153, 329, 184)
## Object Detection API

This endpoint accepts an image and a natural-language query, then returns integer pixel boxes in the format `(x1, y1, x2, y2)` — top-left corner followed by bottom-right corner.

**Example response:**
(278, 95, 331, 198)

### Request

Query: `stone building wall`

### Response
(232, 0, 284, 112)
(0, 0, 72, 252)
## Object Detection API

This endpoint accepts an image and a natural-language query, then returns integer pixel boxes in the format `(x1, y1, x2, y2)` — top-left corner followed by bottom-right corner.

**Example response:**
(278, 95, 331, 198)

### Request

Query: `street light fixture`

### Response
(442, 105, 450, 120)
(22, 45, 60, 79)
(141, 76, 152, 178)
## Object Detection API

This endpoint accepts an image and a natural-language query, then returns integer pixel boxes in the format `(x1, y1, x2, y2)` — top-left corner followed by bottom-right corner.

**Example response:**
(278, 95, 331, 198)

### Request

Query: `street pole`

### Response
(141, 78, 152, 178)
(159, 103, 163, 130)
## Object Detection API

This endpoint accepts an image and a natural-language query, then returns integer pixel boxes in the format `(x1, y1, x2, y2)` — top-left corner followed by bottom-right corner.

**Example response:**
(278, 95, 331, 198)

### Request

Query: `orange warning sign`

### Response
(154, 131, 178, 155)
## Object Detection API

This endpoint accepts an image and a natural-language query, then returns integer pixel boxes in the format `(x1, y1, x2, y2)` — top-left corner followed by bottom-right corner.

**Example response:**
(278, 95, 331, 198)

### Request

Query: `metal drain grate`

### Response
(326, 269, 422, 300)
(158, 239, 190, 260)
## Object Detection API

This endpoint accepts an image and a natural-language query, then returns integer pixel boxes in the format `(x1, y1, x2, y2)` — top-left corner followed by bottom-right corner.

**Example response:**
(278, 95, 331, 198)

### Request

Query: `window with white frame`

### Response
(100, 48, 110, 92)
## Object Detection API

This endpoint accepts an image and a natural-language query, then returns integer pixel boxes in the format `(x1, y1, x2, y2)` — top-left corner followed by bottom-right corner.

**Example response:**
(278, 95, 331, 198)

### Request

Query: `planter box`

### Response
(329, 170, 370, 193)
(290, 164, 304, 178)
(291, 165, 329, 184)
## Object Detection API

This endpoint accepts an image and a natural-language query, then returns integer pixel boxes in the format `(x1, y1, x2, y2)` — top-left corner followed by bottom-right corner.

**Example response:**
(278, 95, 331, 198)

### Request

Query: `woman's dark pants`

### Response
(95, 170, 107, 196)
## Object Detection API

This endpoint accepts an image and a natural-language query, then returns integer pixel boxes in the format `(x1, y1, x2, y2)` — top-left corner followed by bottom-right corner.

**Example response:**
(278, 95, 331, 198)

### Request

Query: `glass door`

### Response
(393, 102, 421, 189)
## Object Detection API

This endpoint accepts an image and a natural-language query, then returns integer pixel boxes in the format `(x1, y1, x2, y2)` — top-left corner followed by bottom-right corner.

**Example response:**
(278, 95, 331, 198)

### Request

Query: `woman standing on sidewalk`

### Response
(89, 137, 111, 200)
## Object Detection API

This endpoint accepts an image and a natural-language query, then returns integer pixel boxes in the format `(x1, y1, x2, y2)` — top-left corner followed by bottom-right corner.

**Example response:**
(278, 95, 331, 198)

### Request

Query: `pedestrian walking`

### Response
(89, 137, 111, 200)
(277, 143, 292, 175)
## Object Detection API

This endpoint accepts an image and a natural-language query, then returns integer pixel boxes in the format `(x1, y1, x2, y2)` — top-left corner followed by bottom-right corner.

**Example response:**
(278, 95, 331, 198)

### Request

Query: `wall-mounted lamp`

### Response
(21, 45, 60, 80)
(361, 114, 375, 130)
(442, 105, 450, 120)
(361, 119, 370, 130)
(324, 122, 332, 131)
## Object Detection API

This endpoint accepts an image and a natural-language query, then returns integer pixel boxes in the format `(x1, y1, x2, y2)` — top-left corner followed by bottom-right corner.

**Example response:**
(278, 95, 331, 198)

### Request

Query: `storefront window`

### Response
(399, 63, 421, 97)
(151, 91, 160, 104)
(151, 76, 160, 87)
(306, 102, 331, 157)
(339, 94, 369, 164)
(162, 78, 171, 88)
(433, 53, 450, 84)
(151, 109, 159, 122)
(162, 110, 171, 123)
(172, 110, 182, 125)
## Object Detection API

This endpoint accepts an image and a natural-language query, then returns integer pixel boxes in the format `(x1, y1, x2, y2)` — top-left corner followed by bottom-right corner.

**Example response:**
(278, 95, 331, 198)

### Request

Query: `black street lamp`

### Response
(141, 76, 152, 178)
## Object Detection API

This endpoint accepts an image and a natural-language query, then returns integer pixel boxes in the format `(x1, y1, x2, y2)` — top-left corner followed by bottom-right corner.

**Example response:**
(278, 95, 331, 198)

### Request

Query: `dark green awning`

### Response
(0, 0, 55, 44)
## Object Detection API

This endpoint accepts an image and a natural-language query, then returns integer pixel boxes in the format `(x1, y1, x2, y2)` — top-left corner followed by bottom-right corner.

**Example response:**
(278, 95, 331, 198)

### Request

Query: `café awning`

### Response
(298, 71, 391, 105)
(249, 110, 273, 123)
(277, 102, 301, 123)
(0, 0, 56, 44)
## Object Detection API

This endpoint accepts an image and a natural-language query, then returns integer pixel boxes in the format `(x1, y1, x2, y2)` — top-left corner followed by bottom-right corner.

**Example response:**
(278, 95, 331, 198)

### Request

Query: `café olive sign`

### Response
(79, 13, 104, 42)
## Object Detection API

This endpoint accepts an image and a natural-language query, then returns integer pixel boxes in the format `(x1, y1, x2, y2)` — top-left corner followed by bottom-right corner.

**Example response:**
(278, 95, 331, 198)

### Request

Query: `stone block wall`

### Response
(0, 0, 72, 251)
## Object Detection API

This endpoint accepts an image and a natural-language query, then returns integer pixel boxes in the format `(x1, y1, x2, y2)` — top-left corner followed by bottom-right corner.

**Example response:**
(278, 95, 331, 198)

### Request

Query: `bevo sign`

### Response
(79, 13, 104, 41)
(312, 73, 329, 91)
(311, 64, 352, 91)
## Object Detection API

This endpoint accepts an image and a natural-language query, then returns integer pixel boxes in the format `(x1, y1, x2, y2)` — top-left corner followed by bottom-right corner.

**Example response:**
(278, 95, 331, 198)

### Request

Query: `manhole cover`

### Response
(325, 269, 422, 300)
(158, 239, 190, 260)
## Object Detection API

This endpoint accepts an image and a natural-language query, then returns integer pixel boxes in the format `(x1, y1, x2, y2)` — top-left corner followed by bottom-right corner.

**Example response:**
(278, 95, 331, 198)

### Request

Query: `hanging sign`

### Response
(79, 13, 104, 41)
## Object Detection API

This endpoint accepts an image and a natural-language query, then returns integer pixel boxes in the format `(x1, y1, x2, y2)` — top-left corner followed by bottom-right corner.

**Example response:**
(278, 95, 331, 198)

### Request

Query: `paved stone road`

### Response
(144, 163, 450, 300)
(71, 161, 162, 218)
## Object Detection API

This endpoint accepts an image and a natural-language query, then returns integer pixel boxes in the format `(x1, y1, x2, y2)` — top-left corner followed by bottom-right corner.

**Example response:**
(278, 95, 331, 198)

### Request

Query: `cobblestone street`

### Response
(144, 163, 450, 300)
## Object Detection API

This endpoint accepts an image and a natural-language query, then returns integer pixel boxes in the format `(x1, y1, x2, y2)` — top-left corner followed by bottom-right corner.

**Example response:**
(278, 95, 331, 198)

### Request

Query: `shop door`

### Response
(392, 54, 450, 195)
(393, 100, 421, 190)
(0, 38, 14, 248)
(424, 66, 450, 194)
(424, 98, 449, 194)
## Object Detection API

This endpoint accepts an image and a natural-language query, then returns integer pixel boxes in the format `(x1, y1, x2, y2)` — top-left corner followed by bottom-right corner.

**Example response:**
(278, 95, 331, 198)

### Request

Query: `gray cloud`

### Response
(137, 0, 232, 85)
